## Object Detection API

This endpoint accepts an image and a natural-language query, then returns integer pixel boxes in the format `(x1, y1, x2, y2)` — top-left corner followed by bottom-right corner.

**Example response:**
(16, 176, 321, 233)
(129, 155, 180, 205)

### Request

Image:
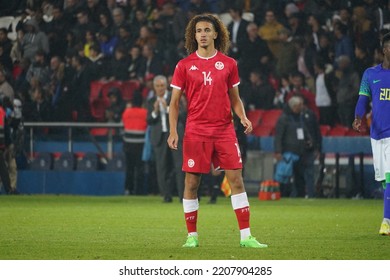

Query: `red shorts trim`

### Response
(182, 140, 243, 173)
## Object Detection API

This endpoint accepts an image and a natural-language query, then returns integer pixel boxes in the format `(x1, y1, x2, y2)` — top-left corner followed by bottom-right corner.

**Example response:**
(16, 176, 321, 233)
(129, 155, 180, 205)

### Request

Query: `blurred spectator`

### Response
(227, 5, 249, 60)
(28, 86, 52, 122)
(112, 7, 128, 36)
(313, 59, 337, 126)
(69, 54, 92, 121)
(288, 12, 307, 38)
(354, 43, 374, 78)
(316, 33, 334, 65)
(128, 45, 143, 81)
(86, 0, 107, 25)
(98, 9, 115, 38)
(87, 43, 108, 81)
(307, 14, 327, 52)
(13, 58, 31, 93)
(333, 22, 354, 61)
(109, 45, 130, 81)
(188, 0, 211, 14)
(63, 0, 82, 26)
(294, 37, 316, 92)
(135, 25, 158, 50)
(26, 49, 50, 90)
(48, 55, 65, 111)
(98, 29, 118, 58)
(0, 99, 12, 194)
(20, 18, 50, 61)
(83, 29, 98, 58)
(301, 101, 322, 198)
(117, 23, 135, 50)
(286, 71, 319, 119)
(352, 5, 377, 52)
(335, 55, 360, 126)
(258, 9, 285, 58)
(0, 28, 13, 73)
(240, 70, 275, 110)
(363, 0, 385, 31)
(122, 91, 147, 195)
(0, 70, 15, 102)
(46, 5, 70, 58)
(139, 44, 163, 82)
(72, 8, 99, 44)
(106, 87, 125, 122)
(275, 28, 298, 78)
(273, 74, 291, 109)
(127, 0, 144, 25)
(239, 22, 273, 80)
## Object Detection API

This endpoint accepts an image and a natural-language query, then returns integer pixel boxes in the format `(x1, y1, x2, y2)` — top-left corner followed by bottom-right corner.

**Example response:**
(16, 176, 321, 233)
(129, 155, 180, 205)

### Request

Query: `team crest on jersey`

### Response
(188, 159, 195, 168)
(215, 61, 224, 70)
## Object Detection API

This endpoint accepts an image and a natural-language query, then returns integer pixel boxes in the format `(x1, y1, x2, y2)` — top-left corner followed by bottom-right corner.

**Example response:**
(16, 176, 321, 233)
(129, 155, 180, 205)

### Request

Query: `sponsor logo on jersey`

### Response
(215, 61, 224, 70)
(373, 79, 381, 84)
(188, 159, 195, 168)
(189, 65, 199, 71)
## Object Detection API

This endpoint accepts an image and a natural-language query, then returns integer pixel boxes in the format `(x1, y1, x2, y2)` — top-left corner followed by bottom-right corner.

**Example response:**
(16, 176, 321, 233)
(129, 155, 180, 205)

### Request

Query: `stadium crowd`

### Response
(0, 0, 388, 126)
(1, 0, 390, 198)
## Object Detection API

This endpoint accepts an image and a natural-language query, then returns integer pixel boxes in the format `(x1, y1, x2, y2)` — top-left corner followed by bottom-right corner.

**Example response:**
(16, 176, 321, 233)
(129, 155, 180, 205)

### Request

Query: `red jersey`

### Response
(171, 51, 240, 142)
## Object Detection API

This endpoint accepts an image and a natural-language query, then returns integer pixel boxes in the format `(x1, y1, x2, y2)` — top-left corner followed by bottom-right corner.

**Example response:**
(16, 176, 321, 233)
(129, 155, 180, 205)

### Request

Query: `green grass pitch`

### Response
(0, 195, 389, 260)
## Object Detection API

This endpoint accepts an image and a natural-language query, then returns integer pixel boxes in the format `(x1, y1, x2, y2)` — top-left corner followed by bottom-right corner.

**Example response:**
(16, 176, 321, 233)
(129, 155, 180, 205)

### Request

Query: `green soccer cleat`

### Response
(182, 236, 199, 248)
(240, 236, 268, 248)
(379, 220, 390, 236)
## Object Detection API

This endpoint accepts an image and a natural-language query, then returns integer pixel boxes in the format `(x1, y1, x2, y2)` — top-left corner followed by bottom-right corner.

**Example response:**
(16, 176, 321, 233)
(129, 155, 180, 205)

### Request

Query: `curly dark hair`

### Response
(184, 14, 230, 55)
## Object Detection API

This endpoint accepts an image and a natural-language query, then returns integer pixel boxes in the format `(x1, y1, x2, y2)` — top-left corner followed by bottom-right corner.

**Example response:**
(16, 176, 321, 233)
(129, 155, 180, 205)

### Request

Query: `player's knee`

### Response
(229, 176, 244, 192)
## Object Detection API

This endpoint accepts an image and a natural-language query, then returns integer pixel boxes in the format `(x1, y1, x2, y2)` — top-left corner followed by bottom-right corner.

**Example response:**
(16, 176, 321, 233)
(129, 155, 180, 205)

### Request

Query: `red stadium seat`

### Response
(252, 125, 273, 137)
(328, 125, 349, 136)
(260, 109, 282, 128)
(89, 82, 120, 121)
(320, 125, 331, 136)
(346, 127, 368, 137)
(247, 110, 264, 127)
(90, 128, 116, 136)
(120, 80, 140, 101)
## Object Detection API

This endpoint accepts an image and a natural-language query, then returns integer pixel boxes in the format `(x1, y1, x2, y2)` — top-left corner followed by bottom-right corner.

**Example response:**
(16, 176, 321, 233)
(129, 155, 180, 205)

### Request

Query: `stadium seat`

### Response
(53, 152, 76, 171)
(252, 125, 273, 137)
(346, 127, 368, 137)
(89, 82, 119, 121)
(77, 152, 99, 171)
(328, 125, 349, 136)
(90, 128, 115, 136)
(320, 125, 331, 136)
(29, 152, 53, 170)
(247, 110, 264, 127)
(106, 153, 125, 171)
(120, 80, 140, 101)
(260, 109, 282, 128)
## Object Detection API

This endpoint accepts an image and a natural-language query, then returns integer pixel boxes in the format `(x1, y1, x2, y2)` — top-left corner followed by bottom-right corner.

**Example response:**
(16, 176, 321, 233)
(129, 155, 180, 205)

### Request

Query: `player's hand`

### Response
(167, 132, 179, 150)
(241, 117, 253, 134)
(352, 117, 362, 132)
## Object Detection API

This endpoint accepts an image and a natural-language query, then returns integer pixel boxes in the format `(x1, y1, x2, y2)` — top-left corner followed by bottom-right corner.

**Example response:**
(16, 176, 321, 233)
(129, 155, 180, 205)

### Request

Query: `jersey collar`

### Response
(195, 50, 218, 60)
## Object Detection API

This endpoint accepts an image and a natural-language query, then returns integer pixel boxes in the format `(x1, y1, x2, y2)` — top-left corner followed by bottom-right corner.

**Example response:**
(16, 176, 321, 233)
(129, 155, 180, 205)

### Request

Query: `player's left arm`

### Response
(229, 86, 252, 134)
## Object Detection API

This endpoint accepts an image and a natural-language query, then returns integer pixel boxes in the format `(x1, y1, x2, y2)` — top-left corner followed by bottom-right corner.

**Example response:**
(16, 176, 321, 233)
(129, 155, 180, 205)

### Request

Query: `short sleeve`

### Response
(170, 61, 186, 91)
(228, 59, 240, 88)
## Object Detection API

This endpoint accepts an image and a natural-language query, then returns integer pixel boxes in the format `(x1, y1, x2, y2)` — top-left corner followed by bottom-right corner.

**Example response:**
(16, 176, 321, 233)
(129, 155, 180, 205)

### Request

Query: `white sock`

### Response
(240, 228, 251, 240)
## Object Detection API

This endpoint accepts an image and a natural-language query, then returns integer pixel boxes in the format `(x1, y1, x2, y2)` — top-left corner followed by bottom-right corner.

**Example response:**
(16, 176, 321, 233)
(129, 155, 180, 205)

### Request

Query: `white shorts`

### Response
(371, 137, 390, 181)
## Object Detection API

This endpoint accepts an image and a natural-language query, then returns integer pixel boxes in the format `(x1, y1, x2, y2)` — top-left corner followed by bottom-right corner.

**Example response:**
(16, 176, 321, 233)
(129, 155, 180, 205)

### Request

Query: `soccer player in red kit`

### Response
(168, 14, 268, 248)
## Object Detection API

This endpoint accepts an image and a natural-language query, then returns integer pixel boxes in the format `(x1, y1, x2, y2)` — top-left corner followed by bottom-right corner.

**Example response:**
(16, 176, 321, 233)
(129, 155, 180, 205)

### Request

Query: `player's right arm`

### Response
(167, 87, 183, 150)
